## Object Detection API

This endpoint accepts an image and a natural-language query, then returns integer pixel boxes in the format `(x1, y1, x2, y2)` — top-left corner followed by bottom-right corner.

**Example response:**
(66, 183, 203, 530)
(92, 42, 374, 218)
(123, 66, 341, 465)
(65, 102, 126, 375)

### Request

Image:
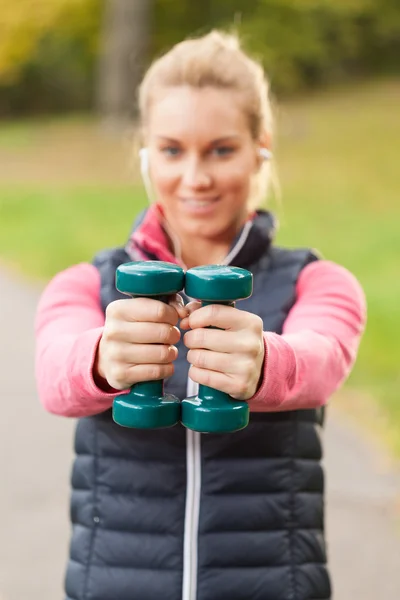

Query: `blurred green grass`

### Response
(0, 79, 399, 454)
(0, 186, 147, 275)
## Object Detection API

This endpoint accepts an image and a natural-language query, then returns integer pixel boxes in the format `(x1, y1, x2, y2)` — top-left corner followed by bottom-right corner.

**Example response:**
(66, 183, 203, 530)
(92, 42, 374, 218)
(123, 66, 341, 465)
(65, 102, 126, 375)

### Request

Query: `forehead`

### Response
(147, 86, 250, 141)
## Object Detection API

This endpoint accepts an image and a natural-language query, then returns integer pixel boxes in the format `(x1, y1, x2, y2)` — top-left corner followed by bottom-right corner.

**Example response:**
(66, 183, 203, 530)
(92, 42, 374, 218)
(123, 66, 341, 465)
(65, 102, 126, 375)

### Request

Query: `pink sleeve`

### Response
(248, 260, 367, 412)
(34, 263, 120, 417)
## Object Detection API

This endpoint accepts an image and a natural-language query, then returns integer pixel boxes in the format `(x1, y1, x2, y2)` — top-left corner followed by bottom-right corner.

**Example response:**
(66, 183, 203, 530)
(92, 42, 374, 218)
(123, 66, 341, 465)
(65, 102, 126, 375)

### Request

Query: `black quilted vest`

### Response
(65, 211, 331, 600)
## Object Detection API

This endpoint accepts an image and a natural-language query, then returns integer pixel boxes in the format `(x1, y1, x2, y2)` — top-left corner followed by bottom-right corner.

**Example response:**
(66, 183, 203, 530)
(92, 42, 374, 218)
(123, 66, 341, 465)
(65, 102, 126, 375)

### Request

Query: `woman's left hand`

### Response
(180, 302, 265, 400)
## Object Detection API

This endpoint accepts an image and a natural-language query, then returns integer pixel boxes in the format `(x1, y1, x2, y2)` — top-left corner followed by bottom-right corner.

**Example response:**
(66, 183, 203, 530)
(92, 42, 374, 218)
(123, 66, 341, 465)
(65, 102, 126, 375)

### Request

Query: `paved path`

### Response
(1, 267, 399, 599)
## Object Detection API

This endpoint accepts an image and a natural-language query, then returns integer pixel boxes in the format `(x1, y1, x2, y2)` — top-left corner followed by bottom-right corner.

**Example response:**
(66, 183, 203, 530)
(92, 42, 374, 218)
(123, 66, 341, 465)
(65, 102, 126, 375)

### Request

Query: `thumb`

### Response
(169, 293, 189, 320)
(180, 300, 201, 330)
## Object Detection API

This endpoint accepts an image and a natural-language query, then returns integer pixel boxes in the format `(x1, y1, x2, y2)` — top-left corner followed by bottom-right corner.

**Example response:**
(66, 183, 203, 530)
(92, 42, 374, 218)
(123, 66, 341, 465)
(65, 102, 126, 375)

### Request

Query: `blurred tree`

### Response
(0, 0, 398, 116)
(0, 0, 100, 84)
(0, 1, 62, 83)
(97, 0, 153, 125)
(153, 0, 259, 55)
(0, 0, 101, 115)
(237, 0, 400, 93)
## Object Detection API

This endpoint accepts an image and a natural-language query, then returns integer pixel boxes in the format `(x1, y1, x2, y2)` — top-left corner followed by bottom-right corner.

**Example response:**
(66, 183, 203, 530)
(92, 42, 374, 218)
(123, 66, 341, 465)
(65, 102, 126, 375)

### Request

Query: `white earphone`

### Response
(139, 147, 149, 175)
(138, 148, 154, 202)
(259, 147, 272, 161)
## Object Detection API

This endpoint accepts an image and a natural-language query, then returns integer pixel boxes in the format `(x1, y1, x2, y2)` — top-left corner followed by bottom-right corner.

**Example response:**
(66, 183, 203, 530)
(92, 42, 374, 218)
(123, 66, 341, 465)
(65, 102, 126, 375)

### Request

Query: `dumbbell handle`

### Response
(112, 291, 179, 429)
(125, 293, 169, 399)
(197, 299, 234, 403)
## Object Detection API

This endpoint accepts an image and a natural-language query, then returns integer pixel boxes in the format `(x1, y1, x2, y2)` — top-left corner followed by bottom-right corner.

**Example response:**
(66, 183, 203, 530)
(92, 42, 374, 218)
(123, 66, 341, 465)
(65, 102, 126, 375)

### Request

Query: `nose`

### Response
(182, 156, 212, 189)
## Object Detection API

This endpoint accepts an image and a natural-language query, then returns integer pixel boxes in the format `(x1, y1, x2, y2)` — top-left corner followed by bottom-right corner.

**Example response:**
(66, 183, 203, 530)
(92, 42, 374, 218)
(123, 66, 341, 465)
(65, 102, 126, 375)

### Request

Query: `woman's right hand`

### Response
(94, 295, 187, 391)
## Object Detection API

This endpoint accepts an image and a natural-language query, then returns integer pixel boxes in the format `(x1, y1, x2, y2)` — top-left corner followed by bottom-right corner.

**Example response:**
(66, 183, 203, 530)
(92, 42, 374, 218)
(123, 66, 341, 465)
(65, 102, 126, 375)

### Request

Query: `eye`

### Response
(212, 146, 235, 157)
(161, 146, 181, 157)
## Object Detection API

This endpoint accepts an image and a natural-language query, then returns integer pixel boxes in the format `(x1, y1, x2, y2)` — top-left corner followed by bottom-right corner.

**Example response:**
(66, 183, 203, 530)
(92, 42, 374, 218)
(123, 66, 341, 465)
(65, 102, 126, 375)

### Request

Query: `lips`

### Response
(180, 197, 220, 207)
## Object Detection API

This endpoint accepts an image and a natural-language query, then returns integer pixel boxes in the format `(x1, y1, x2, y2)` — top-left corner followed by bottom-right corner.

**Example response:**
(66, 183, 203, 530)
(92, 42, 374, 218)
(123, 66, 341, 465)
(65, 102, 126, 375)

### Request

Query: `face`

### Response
(144, 86, 261, 245)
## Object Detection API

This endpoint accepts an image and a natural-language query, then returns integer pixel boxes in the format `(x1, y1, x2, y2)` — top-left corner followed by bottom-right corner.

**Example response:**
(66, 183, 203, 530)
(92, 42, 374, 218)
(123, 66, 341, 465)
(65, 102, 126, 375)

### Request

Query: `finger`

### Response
(107, 297, 180, 326)
(112, 343, 178, 365)
(188, 366, 249, 400)
(180, 301, 202, 331)
(111, 363, 175, 390)
(187, 349, 247, 374)
(180, 318, 190, 331)
(129, 362, 175, 383)
(187, 304, 254, 331)
(169, 293, 189, 320)
(185, 301, 202, 315)
(105, 322, 181, 345)
(184, 328, 258, 355)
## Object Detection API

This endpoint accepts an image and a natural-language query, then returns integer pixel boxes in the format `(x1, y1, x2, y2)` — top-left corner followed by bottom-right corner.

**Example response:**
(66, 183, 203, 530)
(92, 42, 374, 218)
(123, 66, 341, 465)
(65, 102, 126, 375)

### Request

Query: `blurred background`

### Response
(0, 1, 399, 599)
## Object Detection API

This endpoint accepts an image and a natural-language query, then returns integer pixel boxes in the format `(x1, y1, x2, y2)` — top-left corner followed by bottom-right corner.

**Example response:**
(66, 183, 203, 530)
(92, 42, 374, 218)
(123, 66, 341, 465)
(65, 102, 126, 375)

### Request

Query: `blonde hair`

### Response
(138, 30, 277, 210)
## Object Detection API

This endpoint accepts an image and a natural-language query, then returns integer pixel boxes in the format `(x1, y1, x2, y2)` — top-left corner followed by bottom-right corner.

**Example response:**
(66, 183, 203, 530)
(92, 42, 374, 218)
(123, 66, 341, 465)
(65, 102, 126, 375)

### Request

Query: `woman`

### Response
(35, 31, 366, 600)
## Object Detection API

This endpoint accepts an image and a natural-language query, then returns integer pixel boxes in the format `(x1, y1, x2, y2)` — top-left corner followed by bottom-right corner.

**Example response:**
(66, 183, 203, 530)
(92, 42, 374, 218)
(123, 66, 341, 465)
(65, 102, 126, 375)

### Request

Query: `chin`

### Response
(190, 221, 240, 245)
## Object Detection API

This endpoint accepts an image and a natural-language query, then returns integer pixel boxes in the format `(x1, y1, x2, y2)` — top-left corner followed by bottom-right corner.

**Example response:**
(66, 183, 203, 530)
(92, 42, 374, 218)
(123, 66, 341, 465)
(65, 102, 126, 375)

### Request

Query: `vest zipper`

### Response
(182, 220, 253, 600)
(182, 377, 201, 600)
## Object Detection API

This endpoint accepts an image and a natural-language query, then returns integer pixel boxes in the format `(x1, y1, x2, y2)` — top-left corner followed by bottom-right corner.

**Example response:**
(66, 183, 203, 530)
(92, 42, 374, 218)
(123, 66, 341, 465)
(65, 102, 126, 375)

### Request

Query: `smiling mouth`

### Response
(180, 197, 220, 207)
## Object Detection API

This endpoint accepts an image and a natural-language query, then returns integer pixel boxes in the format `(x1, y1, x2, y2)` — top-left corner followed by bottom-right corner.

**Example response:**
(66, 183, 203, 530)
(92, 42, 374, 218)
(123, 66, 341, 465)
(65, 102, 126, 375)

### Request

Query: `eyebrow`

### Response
(156, 135, 240, 144)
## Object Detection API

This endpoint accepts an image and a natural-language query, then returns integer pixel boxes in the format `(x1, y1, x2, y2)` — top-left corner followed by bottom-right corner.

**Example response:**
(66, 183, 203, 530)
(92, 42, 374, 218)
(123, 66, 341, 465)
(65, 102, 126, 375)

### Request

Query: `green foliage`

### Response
(0, 0, 102, 115)
(153, 0, 400, 94)
(234, 0, 400, 93)
(0, 0, 399, 115)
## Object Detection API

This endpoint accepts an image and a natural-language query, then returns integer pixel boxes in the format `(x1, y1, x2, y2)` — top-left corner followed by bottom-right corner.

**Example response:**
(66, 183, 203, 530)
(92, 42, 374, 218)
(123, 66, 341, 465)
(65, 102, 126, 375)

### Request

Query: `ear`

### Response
(260, 130, 272, 150)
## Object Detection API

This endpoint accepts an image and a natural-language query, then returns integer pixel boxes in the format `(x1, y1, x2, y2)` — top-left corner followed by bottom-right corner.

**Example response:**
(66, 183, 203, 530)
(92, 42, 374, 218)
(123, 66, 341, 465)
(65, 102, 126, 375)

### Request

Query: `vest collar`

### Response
(125, 204, 277, 269)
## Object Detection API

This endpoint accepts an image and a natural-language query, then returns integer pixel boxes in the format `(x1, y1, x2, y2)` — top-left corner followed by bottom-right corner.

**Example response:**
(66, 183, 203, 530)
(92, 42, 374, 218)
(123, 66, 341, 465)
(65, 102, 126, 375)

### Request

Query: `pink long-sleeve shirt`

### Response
(34, 255, 366, 418)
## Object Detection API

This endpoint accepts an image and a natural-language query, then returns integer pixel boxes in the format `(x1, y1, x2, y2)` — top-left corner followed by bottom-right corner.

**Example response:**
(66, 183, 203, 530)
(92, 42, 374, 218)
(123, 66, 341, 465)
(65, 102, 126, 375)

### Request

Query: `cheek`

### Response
(150, 161, 178, 197)
(218, 163, 253, 201)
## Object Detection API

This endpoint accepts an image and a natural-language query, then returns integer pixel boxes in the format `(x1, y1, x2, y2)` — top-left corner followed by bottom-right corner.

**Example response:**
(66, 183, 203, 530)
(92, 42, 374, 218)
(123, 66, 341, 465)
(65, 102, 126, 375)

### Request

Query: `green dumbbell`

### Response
(112, 261, 184, 429)
(181, 265, 253, 433)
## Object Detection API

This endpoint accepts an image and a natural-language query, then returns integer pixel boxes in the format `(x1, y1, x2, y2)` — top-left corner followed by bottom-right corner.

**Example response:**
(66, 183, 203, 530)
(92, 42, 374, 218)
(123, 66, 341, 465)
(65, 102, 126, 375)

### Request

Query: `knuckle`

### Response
(193, 329, 206, 347)
(242, 335, 261, 357)
(148, 365, 163, 380)
(102, 321, 116, 340)
(107, 341, 122, 360)
(159, 324, 173, 344)
(156, 324, 168, 343)
(160, 345, 173, 363)
(183, 331, 192, 348)
(208, 304, 220, 322)
(248, 339, 261, 358)
(109, 364, 127, 386)
(106, 299, 125, 319)
(156, 301, 168, 322)
(254, 315, 264, 332)
(252, 334, 264, 356)
(256, 338, 264, 356)
(236, 379, 248, 398)
(247, 313, 263, 331)
(193, 350, 205, 368)
(104, 319, 127, 343)
(105, 301, 116, 319)
(237, 357, 252, 374)
(239, 336, 253, 354)
(196, 351, 205, 368)
(200, 369, 212, 387)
